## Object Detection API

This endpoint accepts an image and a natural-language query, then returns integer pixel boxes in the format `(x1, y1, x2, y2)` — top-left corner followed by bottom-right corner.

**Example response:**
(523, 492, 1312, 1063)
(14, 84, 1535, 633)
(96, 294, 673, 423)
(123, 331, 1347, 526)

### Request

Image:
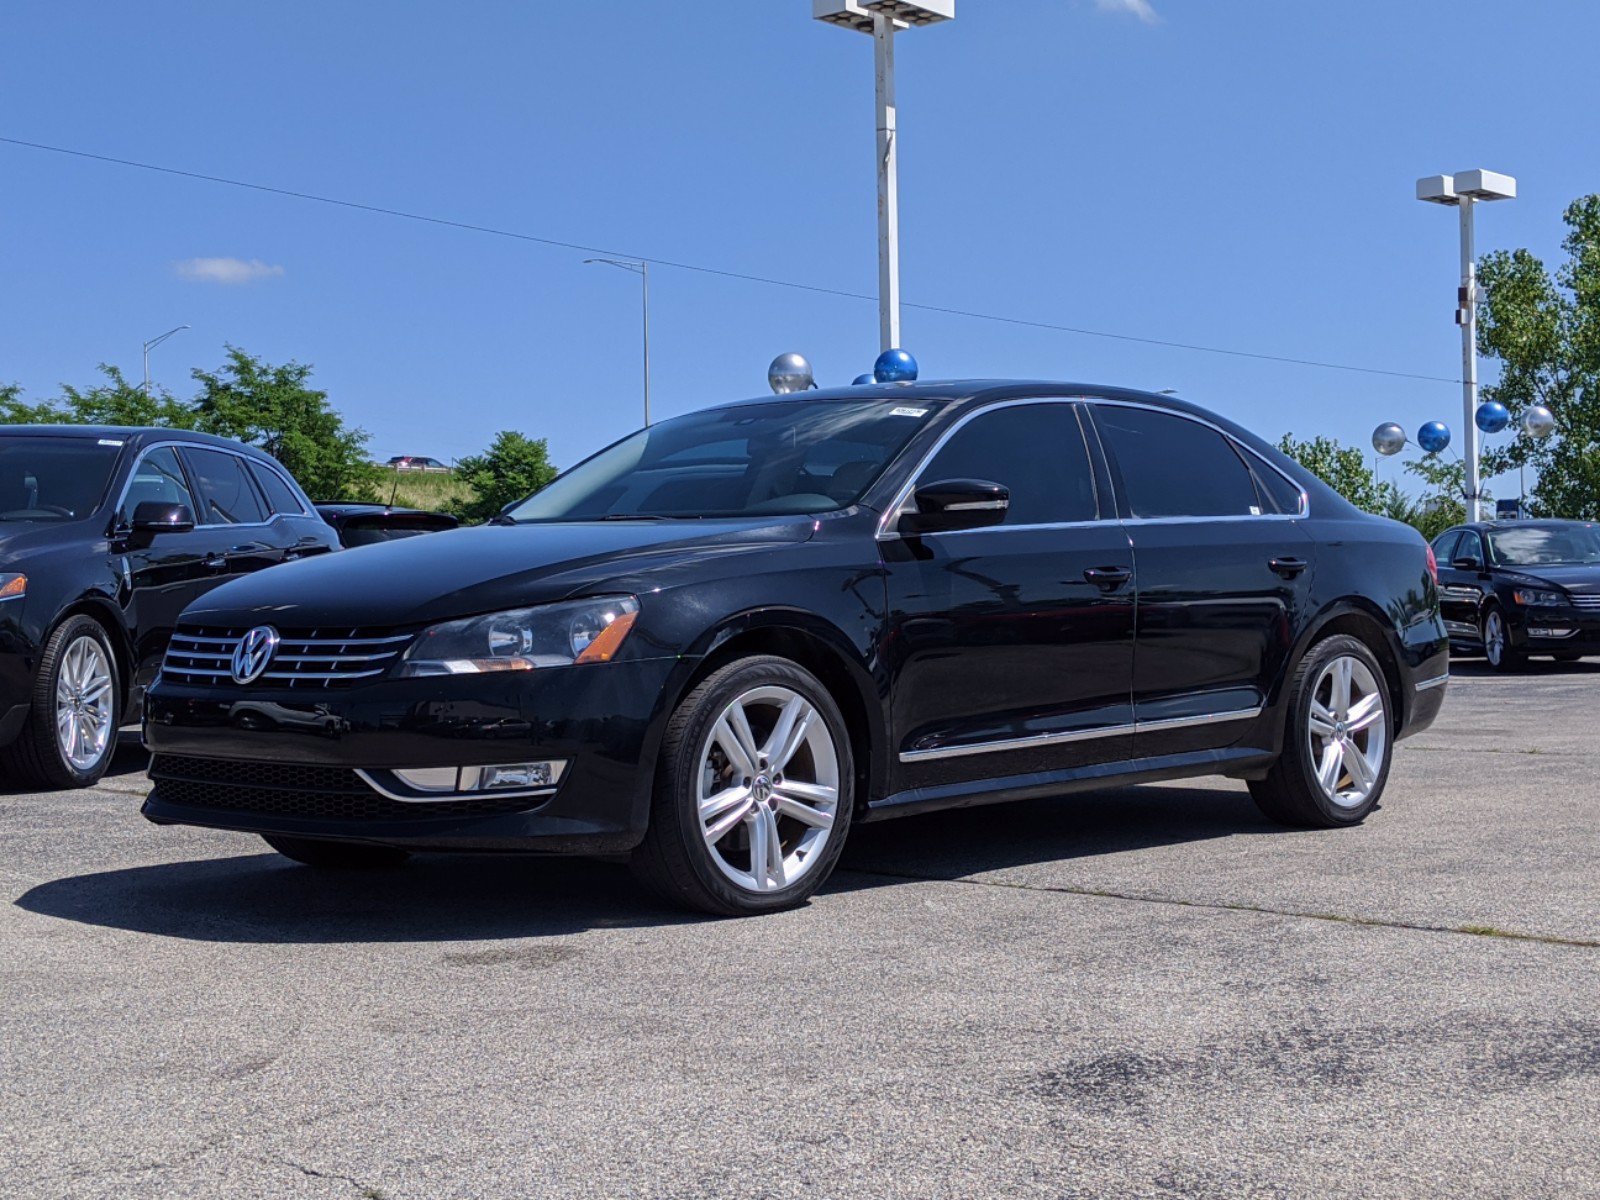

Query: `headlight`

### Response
(397, 595, 639, 676)
(1512, 588, 1567, 607)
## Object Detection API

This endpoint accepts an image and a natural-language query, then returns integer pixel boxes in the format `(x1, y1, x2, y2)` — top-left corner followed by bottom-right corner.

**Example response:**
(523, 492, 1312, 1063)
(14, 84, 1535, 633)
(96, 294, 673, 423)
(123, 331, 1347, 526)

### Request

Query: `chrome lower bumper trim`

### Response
(1413, 673, 1450, 692)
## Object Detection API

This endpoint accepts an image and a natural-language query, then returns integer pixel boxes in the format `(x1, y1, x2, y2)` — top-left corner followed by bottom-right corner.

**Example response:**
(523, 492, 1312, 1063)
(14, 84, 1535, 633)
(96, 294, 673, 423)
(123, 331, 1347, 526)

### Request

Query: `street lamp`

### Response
(814, 0, 954, 353)
(583, 258, 651, 426)
(141, 324, 189, 393)
(1416, 168, 1517, 522)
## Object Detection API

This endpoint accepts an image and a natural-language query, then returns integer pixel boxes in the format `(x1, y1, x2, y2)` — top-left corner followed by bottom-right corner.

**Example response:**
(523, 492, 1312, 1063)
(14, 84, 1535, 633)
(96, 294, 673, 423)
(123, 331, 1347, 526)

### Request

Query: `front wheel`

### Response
(0, 615, 121, 789)
(631, 655, 854, 916)
(1250, 634, 1392, 828)
(1482, 608, 1525, 672)
(262, 835, 410, 869)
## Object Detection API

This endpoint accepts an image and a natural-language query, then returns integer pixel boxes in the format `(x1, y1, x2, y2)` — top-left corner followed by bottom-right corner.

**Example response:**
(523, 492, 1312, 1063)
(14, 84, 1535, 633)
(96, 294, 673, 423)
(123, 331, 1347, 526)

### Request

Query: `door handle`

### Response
(1083, 566, 1132, 590)
(1269, 556, 1308, 578)
(202, 554, 228, 571)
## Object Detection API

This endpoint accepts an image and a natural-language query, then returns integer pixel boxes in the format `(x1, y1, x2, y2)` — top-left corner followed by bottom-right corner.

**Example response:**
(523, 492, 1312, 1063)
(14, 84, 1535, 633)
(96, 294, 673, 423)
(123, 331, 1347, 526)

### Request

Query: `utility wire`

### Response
(1, 135, 1461, 386)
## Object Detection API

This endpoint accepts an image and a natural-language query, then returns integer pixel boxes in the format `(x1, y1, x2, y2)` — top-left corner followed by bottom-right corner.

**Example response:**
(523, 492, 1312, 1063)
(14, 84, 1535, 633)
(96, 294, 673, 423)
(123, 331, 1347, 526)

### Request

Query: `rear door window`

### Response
(181, 448, 268, 525)
(1093, 405, 1261, 519)
(248, 462, 307, 515)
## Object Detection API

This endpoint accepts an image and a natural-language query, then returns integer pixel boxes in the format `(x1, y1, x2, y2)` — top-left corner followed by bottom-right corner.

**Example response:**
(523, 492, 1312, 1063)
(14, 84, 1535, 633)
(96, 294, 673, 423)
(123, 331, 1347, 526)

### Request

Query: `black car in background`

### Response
(1431, 519, 1600, 670)
(315, 503, 459, 548)
(143, 382, 1448, 916)
(0, 426, 339, 787)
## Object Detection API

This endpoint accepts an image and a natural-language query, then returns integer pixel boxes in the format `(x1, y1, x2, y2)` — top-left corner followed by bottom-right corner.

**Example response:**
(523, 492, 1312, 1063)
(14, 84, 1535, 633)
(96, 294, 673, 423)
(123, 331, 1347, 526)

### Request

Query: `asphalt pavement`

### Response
(4, 659, 1598, 1198)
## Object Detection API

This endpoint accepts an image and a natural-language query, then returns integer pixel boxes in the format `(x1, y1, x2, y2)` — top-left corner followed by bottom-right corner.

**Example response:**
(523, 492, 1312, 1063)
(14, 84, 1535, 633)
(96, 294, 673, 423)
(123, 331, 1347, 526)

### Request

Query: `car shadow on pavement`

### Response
(833, 781, 1280, 890)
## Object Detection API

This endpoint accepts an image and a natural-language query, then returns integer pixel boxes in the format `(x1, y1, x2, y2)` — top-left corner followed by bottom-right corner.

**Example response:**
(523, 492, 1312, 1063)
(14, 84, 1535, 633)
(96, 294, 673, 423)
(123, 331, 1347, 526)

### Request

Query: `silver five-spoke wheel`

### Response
(55, 635, 115, 772)
(1484, 610, 1507, 666)
(697, 685, 840, 894)
(1305, 654, 1387, 809)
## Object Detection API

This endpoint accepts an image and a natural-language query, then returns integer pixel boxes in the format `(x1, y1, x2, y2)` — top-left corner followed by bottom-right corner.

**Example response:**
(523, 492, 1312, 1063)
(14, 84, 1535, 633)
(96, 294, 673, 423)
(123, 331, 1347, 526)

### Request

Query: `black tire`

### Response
(1481, 607, 1525, 672)
(1249, 634, 1393, 829)
(262, 834, 411, 869)
(0, 614, 121, 789)
(630, 654, 854, 916)
(1552, 652, 1583, 663)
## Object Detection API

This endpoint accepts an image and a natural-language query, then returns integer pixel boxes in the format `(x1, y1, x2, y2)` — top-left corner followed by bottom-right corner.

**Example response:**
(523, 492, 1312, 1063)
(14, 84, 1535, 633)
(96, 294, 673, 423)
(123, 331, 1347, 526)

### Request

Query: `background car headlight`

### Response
(398, 596, 639, 676)
(1512, 588, 1567, 607)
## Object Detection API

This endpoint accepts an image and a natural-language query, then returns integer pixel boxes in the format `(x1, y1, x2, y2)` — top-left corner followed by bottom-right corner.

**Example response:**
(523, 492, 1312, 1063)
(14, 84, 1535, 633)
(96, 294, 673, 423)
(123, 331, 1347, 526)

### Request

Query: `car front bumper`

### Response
(1516, 609, 1600, 654)
(140, 657, 686, 854)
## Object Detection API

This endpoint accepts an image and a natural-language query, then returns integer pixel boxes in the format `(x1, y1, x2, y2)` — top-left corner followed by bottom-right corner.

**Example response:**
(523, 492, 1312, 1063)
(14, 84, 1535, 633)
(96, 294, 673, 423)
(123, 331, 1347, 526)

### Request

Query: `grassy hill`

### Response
(375, 469, 477, 514)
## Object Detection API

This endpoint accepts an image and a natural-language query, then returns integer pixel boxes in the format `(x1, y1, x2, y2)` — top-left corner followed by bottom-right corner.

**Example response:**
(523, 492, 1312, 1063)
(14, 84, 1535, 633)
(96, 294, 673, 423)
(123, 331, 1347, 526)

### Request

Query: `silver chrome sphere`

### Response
(1522, 404, 1556, 439)
(1371, 422, 1407, 457)
(768, 352, 815, 395)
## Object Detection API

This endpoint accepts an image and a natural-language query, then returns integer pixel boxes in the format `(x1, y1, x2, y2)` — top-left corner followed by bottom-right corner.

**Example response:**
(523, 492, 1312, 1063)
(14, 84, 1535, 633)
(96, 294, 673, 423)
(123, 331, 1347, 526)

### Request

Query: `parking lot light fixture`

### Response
(141, 324, 189, 393)
(814, 0, 954, 352)
(1416, 169, 1517, 522)
(584, 258, 651, 426)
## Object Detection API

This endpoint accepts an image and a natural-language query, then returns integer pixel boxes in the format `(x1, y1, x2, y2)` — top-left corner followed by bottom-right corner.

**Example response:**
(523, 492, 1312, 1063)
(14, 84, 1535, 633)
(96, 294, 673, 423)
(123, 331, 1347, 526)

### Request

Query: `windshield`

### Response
(0, 436, 122, 521)
(1487, 524, 1600, 566)
(507, 398, 942, 522)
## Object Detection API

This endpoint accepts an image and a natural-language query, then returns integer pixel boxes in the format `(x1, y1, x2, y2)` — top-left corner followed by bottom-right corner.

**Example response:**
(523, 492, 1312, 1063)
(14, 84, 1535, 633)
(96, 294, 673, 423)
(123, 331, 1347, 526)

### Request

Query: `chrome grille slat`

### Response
(161, 624, 413, 689)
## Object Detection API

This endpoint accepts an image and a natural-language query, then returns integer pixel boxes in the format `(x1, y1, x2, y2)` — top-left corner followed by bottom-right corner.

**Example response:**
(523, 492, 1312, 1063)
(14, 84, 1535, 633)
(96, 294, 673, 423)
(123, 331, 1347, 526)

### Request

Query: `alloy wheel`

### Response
(55, 635, 114, 772)
(1484, 611, 1507, 666)
(1304, 654, 1388, 810)
(696, 685, 841, 894)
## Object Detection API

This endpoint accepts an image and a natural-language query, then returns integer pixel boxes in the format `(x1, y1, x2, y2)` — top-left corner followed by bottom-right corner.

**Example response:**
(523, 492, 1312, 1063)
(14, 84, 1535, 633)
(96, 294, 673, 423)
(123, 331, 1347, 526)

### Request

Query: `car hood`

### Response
(0, 518, 103, 567)
(183, 517, 819, 628)
(1500, 563, 1600, 593)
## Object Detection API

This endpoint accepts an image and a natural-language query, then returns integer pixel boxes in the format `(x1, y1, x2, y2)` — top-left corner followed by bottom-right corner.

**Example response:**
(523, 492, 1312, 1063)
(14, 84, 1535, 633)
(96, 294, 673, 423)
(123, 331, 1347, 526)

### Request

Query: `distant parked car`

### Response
(0, 425, 339, 787)
(1432, 519, 1600, 670)
(315, 503, 459, 548)
(386, 456, 451, 473)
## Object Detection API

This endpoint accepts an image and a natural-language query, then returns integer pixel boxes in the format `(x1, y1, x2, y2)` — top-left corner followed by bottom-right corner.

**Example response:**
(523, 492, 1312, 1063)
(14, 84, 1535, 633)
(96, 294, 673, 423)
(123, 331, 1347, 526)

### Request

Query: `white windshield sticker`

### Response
(97, 439, 124, 446)
(889, 407, 929, 418)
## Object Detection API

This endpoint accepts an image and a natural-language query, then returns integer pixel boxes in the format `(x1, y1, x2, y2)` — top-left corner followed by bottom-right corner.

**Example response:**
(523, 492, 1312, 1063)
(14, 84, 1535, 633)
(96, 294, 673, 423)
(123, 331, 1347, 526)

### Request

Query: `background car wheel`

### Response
(261, 835, 411, 869)
(0, 614, 121, 789)
(1249, 633, 1392, 829)
(631, 654, 854, 916)
(1481, 608, 1525, 672)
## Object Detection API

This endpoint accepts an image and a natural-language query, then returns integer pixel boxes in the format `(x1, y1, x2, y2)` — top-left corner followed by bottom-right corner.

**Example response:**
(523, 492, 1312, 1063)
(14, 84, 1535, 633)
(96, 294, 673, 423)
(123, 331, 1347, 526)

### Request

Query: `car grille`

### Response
(148, 755, 544, 822)
(1569, 594, 1600, 611)
(163, 624, 414, 688)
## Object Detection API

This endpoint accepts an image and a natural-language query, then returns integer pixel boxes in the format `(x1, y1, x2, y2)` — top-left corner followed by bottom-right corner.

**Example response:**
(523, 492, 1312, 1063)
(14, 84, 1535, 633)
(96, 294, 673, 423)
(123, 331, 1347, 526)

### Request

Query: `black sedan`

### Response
(0, 425, 339, 787)
(1431, 519, 1600, 670)
(314, 503, 459, 548)
(142, 382, 1448, 915)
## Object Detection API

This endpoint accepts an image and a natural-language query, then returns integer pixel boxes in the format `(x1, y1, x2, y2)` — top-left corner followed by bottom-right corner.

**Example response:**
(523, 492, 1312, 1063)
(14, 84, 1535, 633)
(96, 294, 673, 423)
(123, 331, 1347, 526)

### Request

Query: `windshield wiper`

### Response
(597, 513, 673, 521)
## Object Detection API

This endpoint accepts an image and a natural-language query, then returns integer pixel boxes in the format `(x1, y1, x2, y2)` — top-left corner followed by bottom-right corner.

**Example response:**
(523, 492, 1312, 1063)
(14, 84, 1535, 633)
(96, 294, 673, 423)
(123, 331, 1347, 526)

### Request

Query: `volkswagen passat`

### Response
(142, 382, 1449, 915)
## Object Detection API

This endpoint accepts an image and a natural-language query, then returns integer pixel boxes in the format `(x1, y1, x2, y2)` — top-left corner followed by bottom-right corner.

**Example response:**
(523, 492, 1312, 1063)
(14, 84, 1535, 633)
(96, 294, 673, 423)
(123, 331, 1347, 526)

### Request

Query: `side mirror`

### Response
(1451, 555, 1482, 572)
(131, 501, 196, 536)
(899, 478, 1009, 535)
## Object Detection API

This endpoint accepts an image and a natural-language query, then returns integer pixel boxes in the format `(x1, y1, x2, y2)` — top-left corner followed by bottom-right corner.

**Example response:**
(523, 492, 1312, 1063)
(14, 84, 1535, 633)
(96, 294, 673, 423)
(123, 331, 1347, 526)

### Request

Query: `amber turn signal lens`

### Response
(0, 574, 26, 600)
(574, 609, 637, 664)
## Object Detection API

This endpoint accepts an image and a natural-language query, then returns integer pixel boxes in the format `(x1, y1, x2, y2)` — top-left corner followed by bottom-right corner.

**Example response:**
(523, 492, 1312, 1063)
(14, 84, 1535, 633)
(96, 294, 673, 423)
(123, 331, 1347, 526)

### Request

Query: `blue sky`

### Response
(3, 1, 1596, 499)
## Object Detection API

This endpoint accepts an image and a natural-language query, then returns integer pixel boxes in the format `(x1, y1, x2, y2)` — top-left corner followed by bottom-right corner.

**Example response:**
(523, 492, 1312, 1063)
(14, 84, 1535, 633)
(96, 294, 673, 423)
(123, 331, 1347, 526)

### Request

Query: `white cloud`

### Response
(1094, 0, 1161, 25)
(174, 257, 285, 285)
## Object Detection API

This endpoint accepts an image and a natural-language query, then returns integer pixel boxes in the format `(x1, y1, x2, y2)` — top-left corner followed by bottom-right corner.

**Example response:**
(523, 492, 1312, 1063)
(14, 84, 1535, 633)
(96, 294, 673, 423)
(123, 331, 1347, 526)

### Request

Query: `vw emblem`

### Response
(231, 626, 280, 685)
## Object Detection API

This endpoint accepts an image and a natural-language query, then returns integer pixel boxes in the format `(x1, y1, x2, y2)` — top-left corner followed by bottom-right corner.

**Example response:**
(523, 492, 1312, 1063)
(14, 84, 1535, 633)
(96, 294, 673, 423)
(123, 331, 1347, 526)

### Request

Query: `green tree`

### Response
(1276, 434, 1386, 511)
(1477, 195, 1600, 518)
(453, 431, 558, 523)
(0, 366, 195, 427)
(190, 347, 380, 501)
(1401, 455, 1466, 541)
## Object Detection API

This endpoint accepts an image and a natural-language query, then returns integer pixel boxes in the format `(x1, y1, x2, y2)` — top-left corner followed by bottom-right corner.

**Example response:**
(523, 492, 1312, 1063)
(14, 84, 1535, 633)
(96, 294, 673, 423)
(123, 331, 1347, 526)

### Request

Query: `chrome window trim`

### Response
(111, 439, 309, 532)
(877, 395, 1309, 542)
(875, 397, 1104, 542)
(354, 768, 560, 804)
(1414, 673, 1451, 692)
(897, 705, 1263, 763)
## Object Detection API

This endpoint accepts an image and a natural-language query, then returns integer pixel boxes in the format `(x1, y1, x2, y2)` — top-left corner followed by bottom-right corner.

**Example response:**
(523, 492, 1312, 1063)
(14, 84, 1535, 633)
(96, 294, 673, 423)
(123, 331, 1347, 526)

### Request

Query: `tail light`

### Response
(1425, 542, 1438, 585)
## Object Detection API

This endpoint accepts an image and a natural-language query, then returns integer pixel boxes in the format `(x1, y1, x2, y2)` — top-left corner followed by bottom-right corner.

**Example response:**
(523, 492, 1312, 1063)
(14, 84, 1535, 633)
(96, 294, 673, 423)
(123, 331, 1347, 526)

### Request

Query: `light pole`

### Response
(1416, 169, 1516, 522)
(584, 258, 651, 426)
(814, 1, 953, 353)
(141, 324, 189, 393)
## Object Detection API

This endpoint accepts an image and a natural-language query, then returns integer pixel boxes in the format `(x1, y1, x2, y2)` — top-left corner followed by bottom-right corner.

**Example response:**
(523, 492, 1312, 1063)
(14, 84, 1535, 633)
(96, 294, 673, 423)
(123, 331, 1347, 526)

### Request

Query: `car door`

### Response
(1088, 401, 1317, 756)
(113, 445, 239, 697)
(881, 400, 1136, 790)
(178, 446, 285, 576)
(1434, 529, 1487, 639)
(244, 457, 339, 562)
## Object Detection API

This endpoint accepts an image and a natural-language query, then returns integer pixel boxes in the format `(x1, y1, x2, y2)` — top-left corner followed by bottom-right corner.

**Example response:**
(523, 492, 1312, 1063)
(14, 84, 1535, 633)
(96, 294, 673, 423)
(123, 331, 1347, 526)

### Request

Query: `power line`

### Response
(1, 135, 1461, 386)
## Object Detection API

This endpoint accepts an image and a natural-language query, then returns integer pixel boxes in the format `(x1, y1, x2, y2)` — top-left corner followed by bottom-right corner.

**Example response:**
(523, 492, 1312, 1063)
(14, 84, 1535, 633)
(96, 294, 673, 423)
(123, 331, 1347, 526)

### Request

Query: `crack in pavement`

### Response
(277, 1156, 386, 1197)
(836, 866, 1600, 950)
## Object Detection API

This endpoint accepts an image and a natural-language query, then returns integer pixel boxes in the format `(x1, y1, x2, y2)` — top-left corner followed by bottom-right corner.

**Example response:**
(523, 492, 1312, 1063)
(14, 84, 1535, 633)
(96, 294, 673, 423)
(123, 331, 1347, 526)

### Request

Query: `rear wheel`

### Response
(262, 835, 410, 869)
(1482, 608, 1525, 672)
(0, 615, 121, 789)
(631, 655, 853, 916)
(1250, 634, 1392, 828)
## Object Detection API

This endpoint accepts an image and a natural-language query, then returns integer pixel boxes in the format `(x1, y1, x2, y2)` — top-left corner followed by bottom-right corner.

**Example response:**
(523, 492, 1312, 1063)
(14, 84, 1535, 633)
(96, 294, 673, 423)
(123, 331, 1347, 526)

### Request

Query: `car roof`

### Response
(0, 424, 274, 457)
(714, 379, 1229, 421)
(1459, 519, 1598, 532)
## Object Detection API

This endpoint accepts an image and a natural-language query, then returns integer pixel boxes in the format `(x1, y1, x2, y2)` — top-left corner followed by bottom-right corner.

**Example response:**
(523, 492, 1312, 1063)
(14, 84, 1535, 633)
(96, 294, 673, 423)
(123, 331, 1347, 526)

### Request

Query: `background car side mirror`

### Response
(899, 479, 1010, 535)
(130, 501, 196, 537)
(1451, 555, 1482, 572)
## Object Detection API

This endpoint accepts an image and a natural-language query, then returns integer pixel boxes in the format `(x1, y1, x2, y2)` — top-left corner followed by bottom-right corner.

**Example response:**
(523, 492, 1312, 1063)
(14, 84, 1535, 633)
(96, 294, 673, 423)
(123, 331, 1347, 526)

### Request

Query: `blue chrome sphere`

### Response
(873, 348, 918, 383)
(1475, 400, 1511, 434)
(852, 373, 876, 386)
(1417, 421, 1451, 454)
